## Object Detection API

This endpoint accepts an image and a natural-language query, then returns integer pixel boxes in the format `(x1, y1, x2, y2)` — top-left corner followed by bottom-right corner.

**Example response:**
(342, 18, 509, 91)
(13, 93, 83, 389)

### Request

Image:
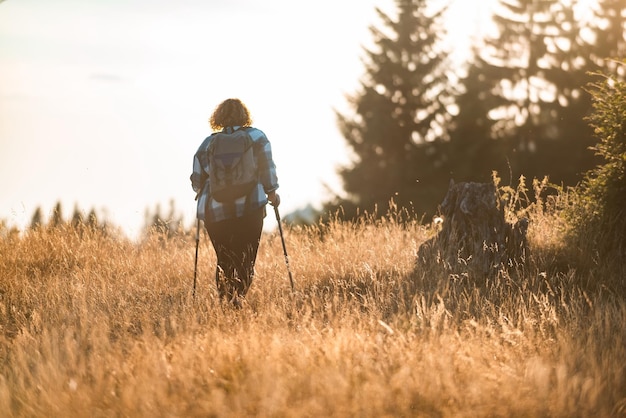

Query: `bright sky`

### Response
(0, 0, 491, 239)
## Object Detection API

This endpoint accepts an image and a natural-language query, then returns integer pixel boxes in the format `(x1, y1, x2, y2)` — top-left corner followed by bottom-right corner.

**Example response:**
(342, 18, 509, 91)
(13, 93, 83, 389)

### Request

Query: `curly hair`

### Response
(209, 98, 253, 131)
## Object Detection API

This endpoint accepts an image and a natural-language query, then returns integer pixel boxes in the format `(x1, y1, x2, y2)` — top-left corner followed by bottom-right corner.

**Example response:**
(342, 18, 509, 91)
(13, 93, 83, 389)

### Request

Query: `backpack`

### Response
(207, 127, 258, 202)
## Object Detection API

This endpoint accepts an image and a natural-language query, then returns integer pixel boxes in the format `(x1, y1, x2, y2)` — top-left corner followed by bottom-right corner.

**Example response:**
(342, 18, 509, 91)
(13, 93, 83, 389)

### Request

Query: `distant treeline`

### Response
(0, 200, 187, 240)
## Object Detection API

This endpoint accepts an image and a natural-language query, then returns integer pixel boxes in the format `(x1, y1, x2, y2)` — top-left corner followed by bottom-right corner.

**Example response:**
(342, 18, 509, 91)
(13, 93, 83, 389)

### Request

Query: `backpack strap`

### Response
(223, 125, 245, 134)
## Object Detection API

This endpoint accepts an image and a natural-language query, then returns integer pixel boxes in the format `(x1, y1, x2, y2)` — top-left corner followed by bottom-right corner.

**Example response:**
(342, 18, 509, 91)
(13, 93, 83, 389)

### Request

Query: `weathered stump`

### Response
(417, 180, 529, 277)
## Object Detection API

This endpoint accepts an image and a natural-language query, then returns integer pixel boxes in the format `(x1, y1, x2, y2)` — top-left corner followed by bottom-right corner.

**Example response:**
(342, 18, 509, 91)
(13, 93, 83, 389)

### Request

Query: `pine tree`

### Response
(446, 47, 507, 182)
(50, 201, 64, 228)
(86, 209, 98, 230)
(30, 207, 43, 230)
(71, 204, 84, 228)
(330, 0, 455, 219)
(451, 0, 603, 186)
(591, 0, 626, 71)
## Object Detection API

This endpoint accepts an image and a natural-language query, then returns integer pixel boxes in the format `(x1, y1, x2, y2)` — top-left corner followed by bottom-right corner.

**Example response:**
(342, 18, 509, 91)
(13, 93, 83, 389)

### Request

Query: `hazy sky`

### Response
(0, 0, 490, 239)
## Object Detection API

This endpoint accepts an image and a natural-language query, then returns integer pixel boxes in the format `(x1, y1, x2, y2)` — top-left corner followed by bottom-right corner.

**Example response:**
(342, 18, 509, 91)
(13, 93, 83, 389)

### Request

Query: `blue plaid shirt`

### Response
(191, 126, 279, 223)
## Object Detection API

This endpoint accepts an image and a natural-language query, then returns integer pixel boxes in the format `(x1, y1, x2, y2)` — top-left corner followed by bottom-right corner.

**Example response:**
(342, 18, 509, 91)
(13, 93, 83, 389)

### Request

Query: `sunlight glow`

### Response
(0, 0, 500, 238)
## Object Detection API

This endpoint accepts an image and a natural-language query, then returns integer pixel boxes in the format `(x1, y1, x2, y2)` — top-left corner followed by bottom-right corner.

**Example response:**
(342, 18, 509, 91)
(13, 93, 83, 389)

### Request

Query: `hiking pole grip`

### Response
(193, 218, 200, 298)
(274, 205, 295, 291)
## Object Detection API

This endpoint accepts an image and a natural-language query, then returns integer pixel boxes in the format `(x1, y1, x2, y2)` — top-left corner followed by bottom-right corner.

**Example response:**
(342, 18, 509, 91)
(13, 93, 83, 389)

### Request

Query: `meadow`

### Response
(1, 191, 625, 417)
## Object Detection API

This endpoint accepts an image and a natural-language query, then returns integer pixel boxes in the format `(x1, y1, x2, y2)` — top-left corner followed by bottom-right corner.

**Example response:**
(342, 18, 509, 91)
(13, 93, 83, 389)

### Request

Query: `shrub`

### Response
(568, 64, 626, 261)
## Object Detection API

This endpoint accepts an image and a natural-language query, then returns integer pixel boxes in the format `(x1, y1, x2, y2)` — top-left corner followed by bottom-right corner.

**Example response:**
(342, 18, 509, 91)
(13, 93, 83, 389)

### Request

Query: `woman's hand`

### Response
(267, 191, 280, 207)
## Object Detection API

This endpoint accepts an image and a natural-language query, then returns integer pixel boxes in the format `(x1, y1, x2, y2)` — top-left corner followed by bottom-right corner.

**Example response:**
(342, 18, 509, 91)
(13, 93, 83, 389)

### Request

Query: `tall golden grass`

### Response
(1, 193, 625, 417)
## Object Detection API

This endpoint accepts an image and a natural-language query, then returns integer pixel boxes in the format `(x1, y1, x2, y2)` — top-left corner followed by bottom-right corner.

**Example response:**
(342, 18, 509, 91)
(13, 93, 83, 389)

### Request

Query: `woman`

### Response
(191, 98, 280, 307)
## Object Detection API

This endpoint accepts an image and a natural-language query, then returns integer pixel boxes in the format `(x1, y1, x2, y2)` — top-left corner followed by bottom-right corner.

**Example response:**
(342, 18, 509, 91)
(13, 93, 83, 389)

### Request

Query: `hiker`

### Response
(191, 98, 280, 307)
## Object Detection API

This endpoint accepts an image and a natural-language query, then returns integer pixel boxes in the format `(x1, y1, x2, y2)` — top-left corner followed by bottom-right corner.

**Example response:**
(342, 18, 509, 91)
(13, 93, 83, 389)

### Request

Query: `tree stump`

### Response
(417, 180, 529, 277)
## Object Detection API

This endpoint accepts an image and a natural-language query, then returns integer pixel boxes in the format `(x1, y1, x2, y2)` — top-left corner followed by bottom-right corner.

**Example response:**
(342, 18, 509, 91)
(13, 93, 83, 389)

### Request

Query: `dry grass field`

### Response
(1, 195, 625, 417)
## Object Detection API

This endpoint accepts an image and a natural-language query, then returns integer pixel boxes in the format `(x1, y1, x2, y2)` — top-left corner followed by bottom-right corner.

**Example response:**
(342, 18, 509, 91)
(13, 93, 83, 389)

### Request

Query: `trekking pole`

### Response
(273, 205, 295, 292)
(193, 217, 200, 298)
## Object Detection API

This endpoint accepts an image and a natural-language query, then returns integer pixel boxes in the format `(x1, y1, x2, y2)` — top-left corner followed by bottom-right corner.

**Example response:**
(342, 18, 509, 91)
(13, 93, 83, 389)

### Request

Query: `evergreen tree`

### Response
(329, 0, 455, 220)
(451, 0, 603, 186)
(151, 204, 168, 235)
(165, 199, 183, 239)
(50, 201, 64, 228)
(86, 209, 98, 230)
(30, 207, 43, 230)
(591, 0, 626, 71)
(71, 204, 84, 228)
(446, 48, 508, 182)
(143, 201, 184, 238)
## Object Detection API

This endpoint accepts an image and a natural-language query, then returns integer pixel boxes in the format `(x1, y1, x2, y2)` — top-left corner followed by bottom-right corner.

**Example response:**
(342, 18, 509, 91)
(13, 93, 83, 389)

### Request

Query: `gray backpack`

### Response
(207, 128, 258, 202)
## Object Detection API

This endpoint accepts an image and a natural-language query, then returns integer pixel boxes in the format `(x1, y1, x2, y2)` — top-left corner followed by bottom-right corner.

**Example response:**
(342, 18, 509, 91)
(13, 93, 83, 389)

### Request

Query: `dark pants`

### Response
(205, 208, 264, 302)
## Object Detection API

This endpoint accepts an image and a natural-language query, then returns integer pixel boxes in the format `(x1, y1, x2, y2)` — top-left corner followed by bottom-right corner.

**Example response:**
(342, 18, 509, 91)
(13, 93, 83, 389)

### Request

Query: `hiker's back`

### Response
(189, 98, 281, 307)
(207, 127, 258, 202)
